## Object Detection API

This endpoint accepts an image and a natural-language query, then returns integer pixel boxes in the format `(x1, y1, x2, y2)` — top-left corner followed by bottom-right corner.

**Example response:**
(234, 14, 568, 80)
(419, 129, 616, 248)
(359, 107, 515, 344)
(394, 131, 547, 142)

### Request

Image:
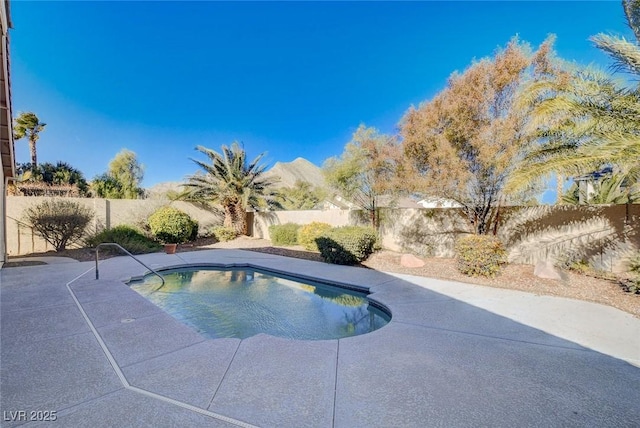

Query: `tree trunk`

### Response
(233, 202, 247, 235)
(224, 202, 247, 235)
(29, 138, 37, 166)
(369, 208, 377, 229)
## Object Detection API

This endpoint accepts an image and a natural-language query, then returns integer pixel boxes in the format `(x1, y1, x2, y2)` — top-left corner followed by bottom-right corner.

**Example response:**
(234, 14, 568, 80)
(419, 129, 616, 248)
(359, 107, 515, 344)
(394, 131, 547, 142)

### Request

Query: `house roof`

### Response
(0, 0, 13, 179)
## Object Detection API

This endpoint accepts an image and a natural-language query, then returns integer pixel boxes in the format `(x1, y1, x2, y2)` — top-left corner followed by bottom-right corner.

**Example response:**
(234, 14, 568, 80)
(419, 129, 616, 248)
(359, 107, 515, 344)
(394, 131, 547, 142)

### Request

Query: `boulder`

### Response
(400, 253, 425, 268)
(534, 260, 563, 280)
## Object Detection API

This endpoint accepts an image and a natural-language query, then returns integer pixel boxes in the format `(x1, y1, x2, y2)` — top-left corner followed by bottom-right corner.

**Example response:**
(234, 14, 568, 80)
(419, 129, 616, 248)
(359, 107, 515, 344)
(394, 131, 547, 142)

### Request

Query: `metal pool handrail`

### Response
(94, 243, 165, 286)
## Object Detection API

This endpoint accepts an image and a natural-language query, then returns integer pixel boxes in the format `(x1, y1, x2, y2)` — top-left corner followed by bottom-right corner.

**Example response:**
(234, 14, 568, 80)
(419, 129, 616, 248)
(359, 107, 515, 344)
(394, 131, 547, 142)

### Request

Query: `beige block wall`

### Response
(252, 209, 355, 241)
(6, 195, 639, 273)
(5, 196, 222, 255)
(255, 204, 640, 272)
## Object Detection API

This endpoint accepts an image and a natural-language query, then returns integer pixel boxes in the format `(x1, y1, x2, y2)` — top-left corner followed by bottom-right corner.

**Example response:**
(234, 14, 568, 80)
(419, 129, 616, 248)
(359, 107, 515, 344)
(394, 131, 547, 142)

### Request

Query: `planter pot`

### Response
(164, 243, 177, 254)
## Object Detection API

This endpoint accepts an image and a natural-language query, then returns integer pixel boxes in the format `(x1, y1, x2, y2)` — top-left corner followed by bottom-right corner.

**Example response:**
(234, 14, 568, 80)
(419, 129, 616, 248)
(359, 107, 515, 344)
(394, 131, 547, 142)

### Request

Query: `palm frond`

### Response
(591, 33, 640, 75)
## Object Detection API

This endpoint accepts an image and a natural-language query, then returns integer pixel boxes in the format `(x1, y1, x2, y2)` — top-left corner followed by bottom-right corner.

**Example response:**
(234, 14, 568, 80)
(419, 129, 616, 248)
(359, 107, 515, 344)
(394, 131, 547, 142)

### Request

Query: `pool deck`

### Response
(1, 249, 639, 427)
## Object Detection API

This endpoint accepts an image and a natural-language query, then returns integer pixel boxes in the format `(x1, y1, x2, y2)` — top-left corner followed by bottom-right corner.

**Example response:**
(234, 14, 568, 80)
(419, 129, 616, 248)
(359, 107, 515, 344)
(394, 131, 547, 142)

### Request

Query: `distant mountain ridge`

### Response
(263, 157, 327, 189)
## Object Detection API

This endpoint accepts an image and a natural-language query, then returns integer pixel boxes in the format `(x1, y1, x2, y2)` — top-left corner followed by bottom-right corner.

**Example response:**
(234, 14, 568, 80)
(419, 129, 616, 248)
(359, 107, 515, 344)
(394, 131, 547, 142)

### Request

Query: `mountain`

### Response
(263, 157, 327, 189)
(146, 181, 185, 199)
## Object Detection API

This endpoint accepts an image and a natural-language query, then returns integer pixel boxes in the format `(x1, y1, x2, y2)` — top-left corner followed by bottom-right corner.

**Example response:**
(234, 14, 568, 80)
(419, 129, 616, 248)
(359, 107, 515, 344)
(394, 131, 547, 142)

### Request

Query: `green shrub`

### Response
(269, 223, 301, 246)
(297, 222, 332, 251)
(316, 226, 379, 265)
(85, 225, 161, 254)
(626, 254, 640, 294)
(23, 199, 94, 251)
(148, 207, 198, 244)
(455, 234, 507, 277)
(212, 226, 237, 242)
(556, 253, 590, 273)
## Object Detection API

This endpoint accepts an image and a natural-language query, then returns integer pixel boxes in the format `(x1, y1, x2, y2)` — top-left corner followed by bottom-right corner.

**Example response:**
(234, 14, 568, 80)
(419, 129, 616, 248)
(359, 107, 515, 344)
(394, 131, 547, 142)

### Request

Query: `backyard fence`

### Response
(4, 195, 639, 273)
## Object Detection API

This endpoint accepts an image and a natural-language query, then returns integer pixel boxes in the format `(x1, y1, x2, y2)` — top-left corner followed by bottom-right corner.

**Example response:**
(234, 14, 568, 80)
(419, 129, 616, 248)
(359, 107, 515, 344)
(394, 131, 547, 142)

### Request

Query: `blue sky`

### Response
(10, 1, 630, 201)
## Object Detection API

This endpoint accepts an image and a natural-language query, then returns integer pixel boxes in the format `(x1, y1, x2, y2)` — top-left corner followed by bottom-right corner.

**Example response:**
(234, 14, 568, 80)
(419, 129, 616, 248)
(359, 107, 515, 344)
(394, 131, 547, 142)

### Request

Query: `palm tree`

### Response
(14, 112, 47, 167)
(184, 143, 281, 234)
(508, 1, 640, 193)
(562, 173, 640, 205)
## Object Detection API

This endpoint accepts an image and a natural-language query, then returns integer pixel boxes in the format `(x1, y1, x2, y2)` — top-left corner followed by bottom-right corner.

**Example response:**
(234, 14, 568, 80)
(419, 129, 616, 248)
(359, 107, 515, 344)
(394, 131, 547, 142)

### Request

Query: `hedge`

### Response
(316, 226, 378, 265)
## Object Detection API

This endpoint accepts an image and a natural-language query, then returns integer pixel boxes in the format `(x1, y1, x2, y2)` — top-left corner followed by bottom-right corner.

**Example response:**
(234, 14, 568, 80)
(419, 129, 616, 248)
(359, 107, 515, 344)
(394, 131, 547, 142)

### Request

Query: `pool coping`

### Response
(2, 248, 639, 427)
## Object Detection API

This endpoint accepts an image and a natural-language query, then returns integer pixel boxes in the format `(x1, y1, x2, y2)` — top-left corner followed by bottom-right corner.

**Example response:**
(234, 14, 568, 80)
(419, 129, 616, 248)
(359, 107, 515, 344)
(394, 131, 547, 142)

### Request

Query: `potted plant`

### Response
(163, 242, 178, 255)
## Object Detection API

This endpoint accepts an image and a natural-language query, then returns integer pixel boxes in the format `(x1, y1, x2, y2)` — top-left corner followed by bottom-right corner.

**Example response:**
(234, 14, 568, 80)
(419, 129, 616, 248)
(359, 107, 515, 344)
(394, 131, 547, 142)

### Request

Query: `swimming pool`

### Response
(129, 267, 390, 340)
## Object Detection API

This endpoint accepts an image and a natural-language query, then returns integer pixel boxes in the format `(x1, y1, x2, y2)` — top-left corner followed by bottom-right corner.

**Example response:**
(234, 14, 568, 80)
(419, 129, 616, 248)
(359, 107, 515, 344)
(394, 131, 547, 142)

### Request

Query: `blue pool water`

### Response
(129, 267, 390, 340)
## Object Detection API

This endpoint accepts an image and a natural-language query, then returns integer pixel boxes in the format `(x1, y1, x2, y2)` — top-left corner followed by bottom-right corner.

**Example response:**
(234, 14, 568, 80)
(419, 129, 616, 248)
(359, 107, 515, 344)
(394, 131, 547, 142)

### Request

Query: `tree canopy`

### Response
(508, 0, 640, 199)
(13, 162, 89, 197)
(91, 149, 145, 199)
(277, 180, 327, 210)
(324, 125, 401, 228)
(401, 37, 556, 234)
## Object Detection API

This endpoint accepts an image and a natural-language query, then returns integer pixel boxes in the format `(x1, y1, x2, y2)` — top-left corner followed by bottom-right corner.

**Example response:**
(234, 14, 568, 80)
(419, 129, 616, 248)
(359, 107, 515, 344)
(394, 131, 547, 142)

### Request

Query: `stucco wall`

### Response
(5, 196, 222, 255)
(254, 204, 640, 272)
(5, 195, 639, 273)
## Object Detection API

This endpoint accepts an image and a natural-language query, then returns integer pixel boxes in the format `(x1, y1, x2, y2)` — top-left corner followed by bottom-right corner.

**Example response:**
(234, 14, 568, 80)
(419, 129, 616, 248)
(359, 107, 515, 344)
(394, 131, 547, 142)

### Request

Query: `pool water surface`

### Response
(129, 267, 390, 340)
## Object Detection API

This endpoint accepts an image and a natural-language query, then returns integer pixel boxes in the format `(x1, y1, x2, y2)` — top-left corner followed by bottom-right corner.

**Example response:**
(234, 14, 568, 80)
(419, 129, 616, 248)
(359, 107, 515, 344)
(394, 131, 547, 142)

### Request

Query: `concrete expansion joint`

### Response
(331, 339, 340, 428)
(53, 388, 126, 420)
(117, 338, 209, 370)
(65, 268, 259, 428)
(206, 339, 242, 410)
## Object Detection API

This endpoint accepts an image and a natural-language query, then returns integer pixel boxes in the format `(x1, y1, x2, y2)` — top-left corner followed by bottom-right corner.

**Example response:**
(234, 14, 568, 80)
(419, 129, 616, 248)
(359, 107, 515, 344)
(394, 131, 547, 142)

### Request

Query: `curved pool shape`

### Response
(129, 267, 390, 340)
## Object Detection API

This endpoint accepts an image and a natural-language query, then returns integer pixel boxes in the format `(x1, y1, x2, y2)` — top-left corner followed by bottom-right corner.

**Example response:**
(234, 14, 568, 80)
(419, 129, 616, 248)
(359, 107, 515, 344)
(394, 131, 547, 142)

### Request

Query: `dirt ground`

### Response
(8, 235, 639, 318)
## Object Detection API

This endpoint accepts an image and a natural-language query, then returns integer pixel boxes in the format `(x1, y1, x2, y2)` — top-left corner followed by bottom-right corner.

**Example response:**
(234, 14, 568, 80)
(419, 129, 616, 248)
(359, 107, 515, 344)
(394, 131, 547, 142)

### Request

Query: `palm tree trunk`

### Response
(224, 202, 247, 235)
(29, 138, 38, 166)
(223, 206, 235, 230)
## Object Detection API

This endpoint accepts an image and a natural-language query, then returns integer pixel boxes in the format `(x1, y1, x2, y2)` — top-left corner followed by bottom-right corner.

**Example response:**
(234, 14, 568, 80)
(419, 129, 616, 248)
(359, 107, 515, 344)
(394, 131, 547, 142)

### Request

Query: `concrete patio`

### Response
(1, 249, 639, 427)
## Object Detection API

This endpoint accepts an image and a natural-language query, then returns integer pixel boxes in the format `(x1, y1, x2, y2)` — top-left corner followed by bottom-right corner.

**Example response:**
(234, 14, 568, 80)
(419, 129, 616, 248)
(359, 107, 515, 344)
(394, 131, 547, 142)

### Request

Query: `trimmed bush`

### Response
(148, 207, 198, 244)
(455, 234, 507, 277)
(297, 222, 332, 251)
(212, 225, 237, 242)
(85, 225, 161, 254)
(23, 199, 94, 251)
(269, 223, 301, 246)
(316, 226, 378, 265)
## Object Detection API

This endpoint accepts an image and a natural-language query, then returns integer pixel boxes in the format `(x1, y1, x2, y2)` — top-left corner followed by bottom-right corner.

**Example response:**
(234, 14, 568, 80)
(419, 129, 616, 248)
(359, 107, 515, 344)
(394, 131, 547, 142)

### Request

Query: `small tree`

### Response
(23, 200, 94, 251)
(277, 180, 327, 210)
(91, 149, 145, 199)
(324, 125, 401, 229)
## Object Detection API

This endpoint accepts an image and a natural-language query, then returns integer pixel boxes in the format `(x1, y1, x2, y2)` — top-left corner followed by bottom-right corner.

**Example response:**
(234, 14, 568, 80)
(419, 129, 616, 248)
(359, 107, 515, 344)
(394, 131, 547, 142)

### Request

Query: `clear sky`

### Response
(10, 1, 630, 200)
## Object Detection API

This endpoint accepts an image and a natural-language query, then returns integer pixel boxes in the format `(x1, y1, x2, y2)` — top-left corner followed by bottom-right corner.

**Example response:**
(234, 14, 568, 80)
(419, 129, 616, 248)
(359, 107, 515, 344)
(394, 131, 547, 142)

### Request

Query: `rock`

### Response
(400, 253, 425, 268)
(534, 260, 563, 280)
